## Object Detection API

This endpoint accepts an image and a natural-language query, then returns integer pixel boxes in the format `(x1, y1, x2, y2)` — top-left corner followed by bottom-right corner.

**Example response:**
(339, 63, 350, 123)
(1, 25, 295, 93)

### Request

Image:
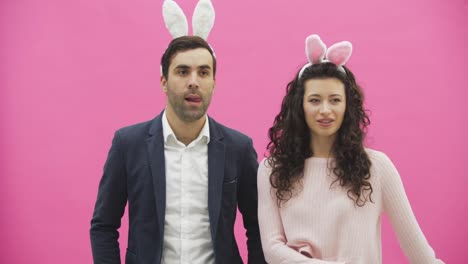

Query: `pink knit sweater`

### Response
(258, 149, 444, 264)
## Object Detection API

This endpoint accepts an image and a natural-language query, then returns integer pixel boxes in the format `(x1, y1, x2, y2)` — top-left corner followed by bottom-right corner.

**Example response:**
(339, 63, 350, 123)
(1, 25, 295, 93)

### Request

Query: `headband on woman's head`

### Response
(298, 34, 353, 78)
(162, 0, 215, 40)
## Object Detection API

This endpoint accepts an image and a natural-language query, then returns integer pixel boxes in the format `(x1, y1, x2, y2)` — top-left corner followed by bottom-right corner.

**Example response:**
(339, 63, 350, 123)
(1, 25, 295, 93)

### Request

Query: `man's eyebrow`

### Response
(174, 65, 190, 69)
(198, 65, 212, 70)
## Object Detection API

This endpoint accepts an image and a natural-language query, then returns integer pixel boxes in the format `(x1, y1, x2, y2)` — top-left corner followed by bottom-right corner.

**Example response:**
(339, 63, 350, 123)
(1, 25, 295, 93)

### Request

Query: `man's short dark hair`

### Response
(161, 36, 216, 79)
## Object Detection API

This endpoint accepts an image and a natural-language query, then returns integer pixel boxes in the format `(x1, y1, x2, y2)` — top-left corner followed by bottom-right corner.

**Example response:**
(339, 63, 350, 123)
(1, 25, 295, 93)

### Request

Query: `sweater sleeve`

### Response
(257, 159, 345, 264)
(378, 152, 444, 264)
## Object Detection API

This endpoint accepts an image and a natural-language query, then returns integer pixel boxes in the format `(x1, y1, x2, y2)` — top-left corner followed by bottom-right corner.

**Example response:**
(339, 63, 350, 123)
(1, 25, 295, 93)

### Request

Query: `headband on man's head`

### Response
(162, 0, 215, 40)
(160, 0, 216, 75)
(298, 34, 353, 78)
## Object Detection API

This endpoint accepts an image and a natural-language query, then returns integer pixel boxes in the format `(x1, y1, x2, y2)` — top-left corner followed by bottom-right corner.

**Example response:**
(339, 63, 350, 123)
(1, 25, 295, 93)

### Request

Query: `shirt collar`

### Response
(162, 110, 210, 146)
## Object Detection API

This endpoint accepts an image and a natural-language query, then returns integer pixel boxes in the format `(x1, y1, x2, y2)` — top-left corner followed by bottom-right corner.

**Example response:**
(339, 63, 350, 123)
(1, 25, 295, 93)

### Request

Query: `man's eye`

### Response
(177, 70, 188, 75)
(200, 71, 209, 76)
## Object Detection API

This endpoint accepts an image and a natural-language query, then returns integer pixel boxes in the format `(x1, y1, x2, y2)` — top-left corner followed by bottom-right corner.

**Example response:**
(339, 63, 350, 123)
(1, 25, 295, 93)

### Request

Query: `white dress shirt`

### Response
(161, 111, 215, 264)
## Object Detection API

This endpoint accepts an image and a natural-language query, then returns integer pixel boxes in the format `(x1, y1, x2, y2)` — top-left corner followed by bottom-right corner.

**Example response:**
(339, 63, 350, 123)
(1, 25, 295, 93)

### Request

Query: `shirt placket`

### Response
(180, 146, 190, 264)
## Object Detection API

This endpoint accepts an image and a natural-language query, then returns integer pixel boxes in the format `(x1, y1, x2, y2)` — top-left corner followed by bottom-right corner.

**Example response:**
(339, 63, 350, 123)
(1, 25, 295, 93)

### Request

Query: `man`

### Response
(90, 36, 266, 264)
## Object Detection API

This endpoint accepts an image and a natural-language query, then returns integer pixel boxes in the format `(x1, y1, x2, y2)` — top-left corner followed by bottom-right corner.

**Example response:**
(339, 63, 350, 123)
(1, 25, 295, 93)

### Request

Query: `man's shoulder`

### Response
(209, 117, 251, 143)
(115, 116, 159, 139)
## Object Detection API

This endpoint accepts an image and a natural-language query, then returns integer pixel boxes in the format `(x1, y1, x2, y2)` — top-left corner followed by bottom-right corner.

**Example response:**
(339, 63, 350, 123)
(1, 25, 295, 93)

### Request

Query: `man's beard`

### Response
(167, 89, 212, 123)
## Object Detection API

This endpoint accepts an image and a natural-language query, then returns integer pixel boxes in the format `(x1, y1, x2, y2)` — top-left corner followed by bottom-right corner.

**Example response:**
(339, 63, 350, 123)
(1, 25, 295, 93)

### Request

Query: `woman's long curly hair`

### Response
(267, 62, 373, 207)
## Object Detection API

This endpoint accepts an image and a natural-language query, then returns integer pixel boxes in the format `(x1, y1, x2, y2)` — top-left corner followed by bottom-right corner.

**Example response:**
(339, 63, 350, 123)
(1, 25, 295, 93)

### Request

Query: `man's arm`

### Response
(90, 131, 128, 264)
(237, 138, 267, 264)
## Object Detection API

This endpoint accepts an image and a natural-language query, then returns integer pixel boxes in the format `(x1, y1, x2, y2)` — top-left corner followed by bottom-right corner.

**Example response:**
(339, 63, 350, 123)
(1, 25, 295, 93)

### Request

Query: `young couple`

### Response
(90, 34, 444, 264)
(90, 1, 444, 263)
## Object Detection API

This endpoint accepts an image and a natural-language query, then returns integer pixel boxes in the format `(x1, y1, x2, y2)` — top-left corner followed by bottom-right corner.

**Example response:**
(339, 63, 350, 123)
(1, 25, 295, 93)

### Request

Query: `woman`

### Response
(257, 34, 444, 264)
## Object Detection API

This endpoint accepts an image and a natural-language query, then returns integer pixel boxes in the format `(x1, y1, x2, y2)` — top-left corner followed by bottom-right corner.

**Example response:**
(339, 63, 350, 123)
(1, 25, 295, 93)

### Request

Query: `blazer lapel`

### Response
(146, 114, 166, 240)
(207, 117, 225, 240)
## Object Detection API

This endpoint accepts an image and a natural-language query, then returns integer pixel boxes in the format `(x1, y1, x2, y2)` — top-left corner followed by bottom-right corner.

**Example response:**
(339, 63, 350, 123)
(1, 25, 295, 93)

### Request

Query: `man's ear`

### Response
(160, 75, 168, 93)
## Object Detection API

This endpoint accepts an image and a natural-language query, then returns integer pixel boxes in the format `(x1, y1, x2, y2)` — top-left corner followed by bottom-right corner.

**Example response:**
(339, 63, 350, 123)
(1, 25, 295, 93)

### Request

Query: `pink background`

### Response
(2, 0, 466, 263)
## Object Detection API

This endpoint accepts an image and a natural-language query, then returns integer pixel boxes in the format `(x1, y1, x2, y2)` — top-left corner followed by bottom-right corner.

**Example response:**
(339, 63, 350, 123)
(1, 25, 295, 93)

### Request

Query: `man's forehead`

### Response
(170, 48, 213, 67)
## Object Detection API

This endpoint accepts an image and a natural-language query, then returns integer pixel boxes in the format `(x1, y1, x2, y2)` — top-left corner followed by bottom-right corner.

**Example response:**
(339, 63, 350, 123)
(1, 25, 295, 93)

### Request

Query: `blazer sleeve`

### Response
(257, 160, 345, 264)
(237, 138, 267, 264)
(379, 152, 444, 264)
(90, 131, 128, 264)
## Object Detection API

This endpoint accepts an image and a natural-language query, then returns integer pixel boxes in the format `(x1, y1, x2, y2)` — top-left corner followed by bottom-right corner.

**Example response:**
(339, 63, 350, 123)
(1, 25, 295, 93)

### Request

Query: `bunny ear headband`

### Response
(162, 0, 215, 40)
(298, 34, 353, 78)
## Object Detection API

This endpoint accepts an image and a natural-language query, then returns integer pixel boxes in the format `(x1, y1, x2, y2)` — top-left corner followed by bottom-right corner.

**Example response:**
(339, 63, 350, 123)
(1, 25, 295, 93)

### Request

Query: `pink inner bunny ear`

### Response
(305, 35, 326, 64)
(326, 41, 352, 66)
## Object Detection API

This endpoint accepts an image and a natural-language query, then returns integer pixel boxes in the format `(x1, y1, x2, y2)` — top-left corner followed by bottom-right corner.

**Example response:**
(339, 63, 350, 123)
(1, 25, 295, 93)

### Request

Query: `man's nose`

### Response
(187, 72, 199, 89)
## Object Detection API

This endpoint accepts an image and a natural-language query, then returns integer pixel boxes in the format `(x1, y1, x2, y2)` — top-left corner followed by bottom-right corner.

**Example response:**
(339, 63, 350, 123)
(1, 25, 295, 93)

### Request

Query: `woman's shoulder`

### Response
(365, 148, 391, 163)
(364, 148, 397, 172)
(364, 148, 400, 181)
(259, 157, 270, 167)
(258, 157, 273, 174)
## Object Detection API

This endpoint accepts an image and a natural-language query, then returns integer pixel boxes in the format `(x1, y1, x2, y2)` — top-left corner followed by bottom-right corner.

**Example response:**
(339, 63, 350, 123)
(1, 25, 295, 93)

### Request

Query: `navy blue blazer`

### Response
(90, 113, 266, 264)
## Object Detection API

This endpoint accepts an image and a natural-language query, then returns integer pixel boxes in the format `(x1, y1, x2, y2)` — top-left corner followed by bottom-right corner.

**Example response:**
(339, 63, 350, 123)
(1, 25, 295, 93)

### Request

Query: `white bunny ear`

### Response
(305, 35, 327, 64)
(326, 41, 352, 66)
(192, 0, 215, 40)
(162, 0, 188, 38)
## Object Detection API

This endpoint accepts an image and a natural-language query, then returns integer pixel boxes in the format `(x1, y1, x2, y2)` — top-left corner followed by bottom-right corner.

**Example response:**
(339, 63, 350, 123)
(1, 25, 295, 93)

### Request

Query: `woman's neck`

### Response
(310, 135, 336, 158)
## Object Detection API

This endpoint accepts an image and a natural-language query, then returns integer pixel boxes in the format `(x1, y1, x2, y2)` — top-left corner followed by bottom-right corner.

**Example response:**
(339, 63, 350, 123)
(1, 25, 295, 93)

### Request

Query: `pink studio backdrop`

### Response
(1, 0, 466, 263)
